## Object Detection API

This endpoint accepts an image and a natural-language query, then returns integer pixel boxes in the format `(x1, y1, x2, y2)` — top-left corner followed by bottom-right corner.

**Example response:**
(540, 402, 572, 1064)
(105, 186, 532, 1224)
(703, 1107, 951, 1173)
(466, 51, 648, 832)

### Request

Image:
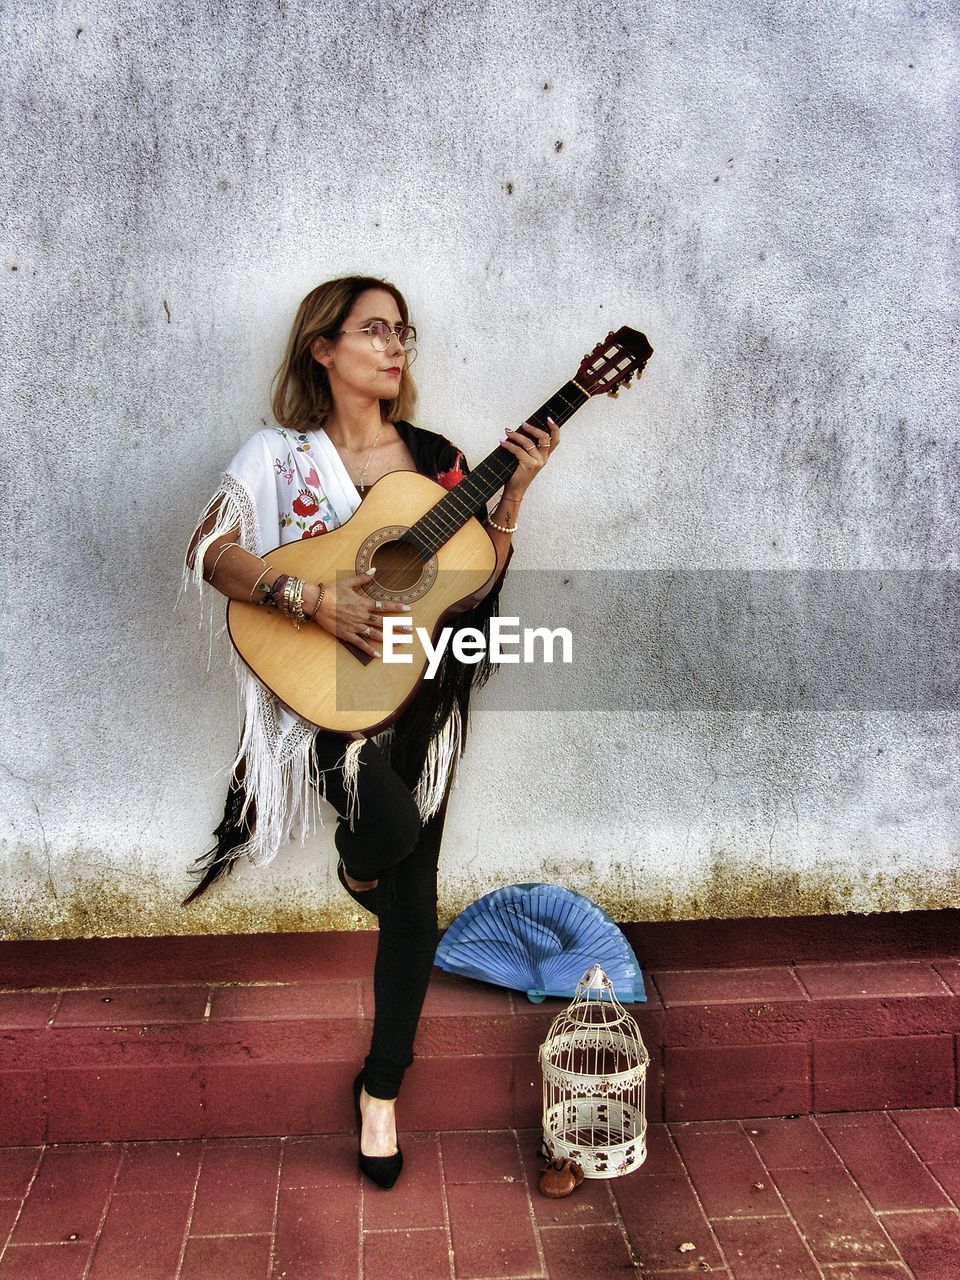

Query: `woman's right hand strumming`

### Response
(305, 571, 412, 660)
(195, 529, 411, 662)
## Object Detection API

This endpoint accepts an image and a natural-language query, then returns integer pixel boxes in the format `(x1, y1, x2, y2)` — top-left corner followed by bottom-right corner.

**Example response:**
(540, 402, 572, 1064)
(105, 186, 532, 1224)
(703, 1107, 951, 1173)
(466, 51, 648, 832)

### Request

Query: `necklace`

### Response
(352, 424, 383, 493)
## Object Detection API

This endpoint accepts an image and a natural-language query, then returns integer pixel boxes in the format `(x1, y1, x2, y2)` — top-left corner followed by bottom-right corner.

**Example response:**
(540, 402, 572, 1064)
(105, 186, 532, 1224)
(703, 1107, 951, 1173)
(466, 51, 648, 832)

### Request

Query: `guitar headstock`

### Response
(576, 327, 653, 399)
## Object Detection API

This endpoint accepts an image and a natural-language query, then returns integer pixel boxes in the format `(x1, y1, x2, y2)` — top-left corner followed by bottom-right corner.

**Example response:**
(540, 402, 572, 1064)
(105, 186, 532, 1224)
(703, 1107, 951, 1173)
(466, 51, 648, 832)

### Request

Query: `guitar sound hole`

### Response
(369, 539, 424, 592)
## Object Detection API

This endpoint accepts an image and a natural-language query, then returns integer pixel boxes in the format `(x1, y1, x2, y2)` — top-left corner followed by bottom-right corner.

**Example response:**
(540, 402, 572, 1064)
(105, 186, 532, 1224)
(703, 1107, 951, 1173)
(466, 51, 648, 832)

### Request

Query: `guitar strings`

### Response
(412, 403, 578, 553)
(408, 382, 590, 558)
(406, 384, 585, 555)
(415, 389, 583, 553)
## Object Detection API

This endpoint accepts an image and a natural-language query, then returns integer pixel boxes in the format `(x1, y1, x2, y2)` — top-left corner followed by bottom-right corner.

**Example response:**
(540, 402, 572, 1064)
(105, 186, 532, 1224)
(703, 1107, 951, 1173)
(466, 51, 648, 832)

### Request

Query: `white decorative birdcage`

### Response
(539, 963, 650, 1179)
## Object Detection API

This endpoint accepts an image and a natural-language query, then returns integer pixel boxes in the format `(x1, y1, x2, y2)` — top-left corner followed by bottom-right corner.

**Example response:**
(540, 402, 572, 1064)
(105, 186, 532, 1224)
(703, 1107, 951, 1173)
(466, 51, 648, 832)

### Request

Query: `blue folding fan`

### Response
(435, 883, 645, 1004)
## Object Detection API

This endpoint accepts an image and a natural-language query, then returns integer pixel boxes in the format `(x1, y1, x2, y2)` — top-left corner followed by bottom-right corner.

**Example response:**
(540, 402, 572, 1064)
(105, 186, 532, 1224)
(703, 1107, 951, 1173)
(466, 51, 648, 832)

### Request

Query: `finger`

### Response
(360, 614, 407, 637)
(358, 613, 412, 636)
(370, 620, 410, 644)
(375, 617, 415, 636)
(372, 599, 413, 616)
(500, 438, 539, 463)
(342, 627, 380, 658)
(355, 622, 385, 656)
(516, 425, 551, 457)
(514, 419, 549, 440)
(344, 568, 379, 588)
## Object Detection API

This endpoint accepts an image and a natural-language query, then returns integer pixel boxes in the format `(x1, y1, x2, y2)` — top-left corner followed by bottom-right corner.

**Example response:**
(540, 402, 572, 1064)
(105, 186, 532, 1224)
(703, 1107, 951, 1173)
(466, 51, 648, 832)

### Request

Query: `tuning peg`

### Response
(608, 389, 619, 399)
(606, 331, 613, 341)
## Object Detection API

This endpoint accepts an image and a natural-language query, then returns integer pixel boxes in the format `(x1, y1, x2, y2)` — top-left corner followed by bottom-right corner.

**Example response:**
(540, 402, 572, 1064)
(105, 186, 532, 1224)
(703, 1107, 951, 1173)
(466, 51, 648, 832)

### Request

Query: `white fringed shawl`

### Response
(185, 424, 460, 867)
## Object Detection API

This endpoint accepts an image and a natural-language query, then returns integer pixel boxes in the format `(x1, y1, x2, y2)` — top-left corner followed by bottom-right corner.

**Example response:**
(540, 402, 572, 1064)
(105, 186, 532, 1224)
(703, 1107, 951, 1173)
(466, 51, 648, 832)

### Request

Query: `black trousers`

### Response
(313, 733, 446, 1101)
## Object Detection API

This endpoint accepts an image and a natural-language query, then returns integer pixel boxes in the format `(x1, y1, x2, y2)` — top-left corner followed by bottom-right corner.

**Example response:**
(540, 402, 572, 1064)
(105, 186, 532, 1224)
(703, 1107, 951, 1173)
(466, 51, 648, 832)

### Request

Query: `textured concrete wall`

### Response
(1, 0, 957, 939)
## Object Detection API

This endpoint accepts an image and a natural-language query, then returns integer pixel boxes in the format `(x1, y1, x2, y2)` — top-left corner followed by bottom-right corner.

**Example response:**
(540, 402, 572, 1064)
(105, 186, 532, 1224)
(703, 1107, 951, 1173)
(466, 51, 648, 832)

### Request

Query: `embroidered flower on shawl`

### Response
(302, 519, 327, 538)
(436, 450, 466, 490)
(292, 489, 320, 517)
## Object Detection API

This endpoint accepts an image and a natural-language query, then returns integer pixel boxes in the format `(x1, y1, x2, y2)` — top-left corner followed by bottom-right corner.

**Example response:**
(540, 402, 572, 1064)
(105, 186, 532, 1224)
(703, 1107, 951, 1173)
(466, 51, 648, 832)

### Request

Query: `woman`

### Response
(185, 275, 556, 1188)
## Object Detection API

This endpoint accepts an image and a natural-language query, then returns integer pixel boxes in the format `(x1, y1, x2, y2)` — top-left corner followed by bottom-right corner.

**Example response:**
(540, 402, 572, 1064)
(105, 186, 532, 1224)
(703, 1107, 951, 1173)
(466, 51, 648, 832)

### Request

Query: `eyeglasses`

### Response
(337, 321, 417, 352)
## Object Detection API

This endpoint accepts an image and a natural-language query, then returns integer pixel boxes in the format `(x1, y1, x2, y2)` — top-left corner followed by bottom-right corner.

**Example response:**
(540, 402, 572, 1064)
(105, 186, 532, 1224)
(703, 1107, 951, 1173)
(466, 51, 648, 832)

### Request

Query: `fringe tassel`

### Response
(181, 775, 249, 905)
(183, 488, 252, 601)
(341, 739, 365, 830)
(232, 672, 319, 867)
(180, 486, 255, 669)
(414, 702, 462, 822)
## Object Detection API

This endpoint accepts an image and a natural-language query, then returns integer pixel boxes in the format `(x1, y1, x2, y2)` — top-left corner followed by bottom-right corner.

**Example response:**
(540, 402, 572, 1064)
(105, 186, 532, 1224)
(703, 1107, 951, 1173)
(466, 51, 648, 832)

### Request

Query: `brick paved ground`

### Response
(2, 1111, 960, 1278)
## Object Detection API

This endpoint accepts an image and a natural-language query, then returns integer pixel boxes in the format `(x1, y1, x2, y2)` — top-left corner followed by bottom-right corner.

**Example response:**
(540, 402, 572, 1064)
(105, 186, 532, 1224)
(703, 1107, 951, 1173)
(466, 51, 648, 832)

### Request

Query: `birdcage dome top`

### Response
(540, 964, 650, 1082)
(547, 964, 646, 1030)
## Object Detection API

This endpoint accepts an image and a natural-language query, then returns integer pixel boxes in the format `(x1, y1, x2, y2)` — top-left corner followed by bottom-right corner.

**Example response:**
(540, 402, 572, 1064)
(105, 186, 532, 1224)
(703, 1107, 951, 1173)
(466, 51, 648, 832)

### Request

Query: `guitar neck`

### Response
(404, 379, 590, 559)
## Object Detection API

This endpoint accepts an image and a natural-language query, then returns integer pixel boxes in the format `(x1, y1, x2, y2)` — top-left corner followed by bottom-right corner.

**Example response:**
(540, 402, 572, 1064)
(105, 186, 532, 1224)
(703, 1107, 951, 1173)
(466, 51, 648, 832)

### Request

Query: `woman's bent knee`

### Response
(393, 799, 422, 859)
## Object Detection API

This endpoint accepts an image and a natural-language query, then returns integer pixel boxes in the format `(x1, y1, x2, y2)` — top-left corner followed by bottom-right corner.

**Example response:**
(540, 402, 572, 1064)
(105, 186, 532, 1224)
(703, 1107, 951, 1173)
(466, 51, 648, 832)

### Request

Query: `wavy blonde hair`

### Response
(271, 275, 418, 430)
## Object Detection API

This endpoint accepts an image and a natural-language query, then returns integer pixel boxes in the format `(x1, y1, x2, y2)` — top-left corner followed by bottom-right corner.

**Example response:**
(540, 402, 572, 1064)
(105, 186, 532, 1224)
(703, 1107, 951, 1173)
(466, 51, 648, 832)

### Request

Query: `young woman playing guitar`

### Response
(184, 275, 557, 1188)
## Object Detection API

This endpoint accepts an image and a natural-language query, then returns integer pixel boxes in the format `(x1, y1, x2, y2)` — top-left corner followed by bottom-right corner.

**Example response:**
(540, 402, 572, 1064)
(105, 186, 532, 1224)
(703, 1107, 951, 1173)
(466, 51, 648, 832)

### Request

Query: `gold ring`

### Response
(362, 625, 371, 637)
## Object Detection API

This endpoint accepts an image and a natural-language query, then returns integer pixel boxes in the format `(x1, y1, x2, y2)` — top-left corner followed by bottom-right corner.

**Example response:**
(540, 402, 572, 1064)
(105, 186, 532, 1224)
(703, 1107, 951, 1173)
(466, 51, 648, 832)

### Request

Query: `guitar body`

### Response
(225, 324, 654, 738)
(227, 470, 497, 735)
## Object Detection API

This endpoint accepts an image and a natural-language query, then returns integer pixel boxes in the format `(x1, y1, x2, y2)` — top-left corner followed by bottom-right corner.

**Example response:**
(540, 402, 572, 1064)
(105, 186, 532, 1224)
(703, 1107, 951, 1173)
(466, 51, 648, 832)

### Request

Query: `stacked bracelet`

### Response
(487, 516, 518, 535)
(310, 583, 326, 618)
(281, 576, 306, 627)
(254, 574, 310, 626)
(265, 574, 290, 609)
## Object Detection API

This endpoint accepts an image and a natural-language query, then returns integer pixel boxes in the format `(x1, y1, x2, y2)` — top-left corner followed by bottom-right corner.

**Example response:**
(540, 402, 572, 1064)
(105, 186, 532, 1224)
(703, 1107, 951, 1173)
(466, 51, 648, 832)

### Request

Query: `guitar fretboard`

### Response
(402, 379, 590, 559)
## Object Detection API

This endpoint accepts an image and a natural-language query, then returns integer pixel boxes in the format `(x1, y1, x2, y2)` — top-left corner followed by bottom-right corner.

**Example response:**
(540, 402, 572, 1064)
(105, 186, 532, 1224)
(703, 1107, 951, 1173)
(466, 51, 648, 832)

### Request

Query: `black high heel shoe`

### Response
(353, 1070, 403, 1189)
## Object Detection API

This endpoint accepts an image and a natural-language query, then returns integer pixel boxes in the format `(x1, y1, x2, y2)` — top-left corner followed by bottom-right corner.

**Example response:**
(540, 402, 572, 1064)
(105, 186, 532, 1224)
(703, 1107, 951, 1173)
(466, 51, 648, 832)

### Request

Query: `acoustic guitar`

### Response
(227, 327, 653, 734)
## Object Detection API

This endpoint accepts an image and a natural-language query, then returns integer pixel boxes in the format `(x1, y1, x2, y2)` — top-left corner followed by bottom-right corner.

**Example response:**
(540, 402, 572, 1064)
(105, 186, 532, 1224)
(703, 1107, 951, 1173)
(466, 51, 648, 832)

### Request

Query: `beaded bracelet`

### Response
(487, 516, 518, 535)
(310, 583, 326, 619)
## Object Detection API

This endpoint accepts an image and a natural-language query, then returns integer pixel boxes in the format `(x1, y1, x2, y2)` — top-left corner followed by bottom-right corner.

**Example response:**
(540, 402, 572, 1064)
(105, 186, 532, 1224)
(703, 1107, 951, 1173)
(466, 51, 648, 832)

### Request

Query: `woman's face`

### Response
(316, 287, 408, 404)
